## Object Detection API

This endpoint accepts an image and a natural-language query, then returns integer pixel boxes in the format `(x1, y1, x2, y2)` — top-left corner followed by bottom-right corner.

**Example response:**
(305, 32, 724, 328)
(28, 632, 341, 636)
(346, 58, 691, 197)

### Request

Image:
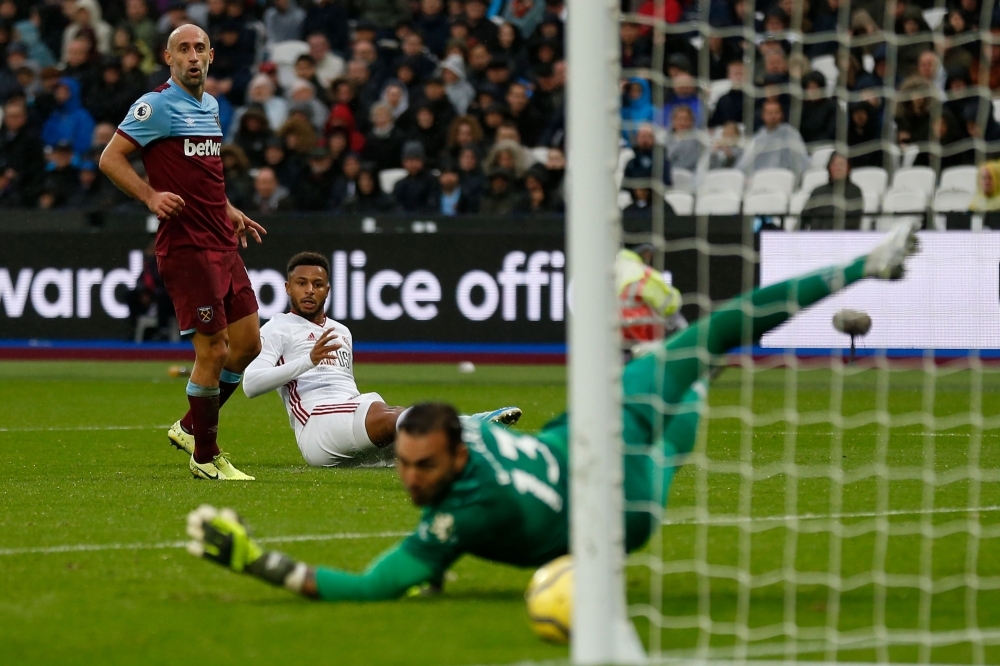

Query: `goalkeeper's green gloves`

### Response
(185, 505, 310, 593)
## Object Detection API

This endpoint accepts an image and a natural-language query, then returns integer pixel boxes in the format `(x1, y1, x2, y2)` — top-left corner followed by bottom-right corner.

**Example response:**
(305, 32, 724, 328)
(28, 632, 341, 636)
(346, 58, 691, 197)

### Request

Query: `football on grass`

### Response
(525, 555, 573, 643)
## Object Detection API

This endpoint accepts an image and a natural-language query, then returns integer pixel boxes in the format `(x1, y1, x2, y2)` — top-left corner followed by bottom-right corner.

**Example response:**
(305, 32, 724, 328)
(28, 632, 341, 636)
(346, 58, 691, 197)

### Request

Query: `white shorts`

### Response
(297, 392, 390, 467)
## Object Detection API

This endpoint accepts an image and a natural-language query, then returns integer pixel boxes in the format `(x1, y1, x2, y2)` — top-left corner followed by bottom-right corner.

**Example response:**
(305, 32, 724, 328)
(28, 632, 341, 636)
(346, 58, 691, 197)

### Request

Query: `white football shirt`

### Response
(243, 312, 362, 436)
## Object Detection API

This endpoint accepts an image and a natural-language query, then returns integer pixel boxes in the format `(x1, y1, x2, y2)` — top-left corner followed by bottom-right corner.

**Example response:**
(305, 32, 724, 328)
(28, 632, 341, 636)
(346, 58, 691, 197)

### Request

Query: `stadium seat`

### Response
(697, 168, 745, 195)
(747, 168, 795, 195)
(531, 147, 551, 165)
(901, 145, 920, 168)
(616, 147, 635, 189)
(923, 7, 946, 29)
(933, 189, 973, 212)
(809, 145, 835, 170)
(850, 167, 889, 199)
(785, 190, 812, 231)
(617, 190, 633, 210)
(694, 191, 741, 215)
(268, 40, 310, 89)
(810, 55, 839, 95)
(743, 191, 789, 215)
(939, 166, 978, 193)
(861, 190, 880, 214)
(379, 168, 408, 194)
(994, 99, 1000, 123)
(670, 168, 695, 193)
(665, 191, 694, 215)
(879, 188, 927, 231)
(892, 166, 936, 194)
(800, 169, 829, 194)
(708, 80, 732, 110)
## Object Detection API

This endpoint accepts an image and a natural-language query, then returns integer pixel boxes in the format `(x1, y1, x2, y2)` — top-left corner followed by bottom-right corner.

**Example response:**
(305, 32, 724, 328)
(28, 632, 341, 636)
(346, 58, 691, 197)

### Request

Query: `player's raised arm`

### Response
(186, 505, 437, 601)
(99, 120, 185, 219)
(242, 328, 342, 398)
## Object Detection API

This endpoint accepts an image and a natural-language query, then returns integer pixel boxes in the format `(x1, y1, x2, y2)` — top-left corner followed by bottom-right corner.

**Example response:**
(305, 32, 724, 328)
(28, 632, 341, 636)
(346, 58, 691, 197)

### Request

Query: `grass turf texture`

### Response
(1, 361, 999, 664)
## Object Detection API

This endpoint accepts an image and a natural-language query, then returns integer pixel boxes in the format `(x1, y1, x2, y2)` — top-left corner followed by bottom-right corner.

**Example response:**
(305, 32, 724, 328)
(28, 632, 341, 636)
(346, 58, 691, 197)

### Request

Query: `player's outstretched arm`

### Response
(243, 329, 342, 398)
(99, 133, 185, 218)
(186, 506, 436, 601)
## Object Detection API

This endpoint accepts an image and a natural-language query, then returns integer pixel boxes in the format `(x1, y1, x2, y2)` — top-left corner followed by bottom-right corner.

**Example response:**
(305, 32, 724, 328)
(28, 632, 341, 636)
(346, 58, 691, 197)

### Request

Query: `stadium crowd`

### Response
(0, 0, 999, 219)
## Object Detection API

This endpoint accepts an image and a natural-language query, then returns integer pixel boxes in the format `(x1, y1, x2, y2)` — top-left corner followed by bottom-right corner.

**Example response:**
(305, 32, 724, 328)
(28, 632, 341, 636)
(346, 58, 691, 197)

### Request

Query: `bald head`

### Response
(165, 24, 213, 97)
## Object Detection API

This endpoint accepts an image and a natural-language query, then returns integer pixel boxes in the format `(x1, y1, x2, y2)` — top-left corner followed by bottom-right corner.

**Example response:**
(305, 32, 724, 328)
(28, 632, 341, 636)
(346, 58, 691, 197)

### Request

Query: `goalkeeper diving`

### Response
(185, 226, 918, 601)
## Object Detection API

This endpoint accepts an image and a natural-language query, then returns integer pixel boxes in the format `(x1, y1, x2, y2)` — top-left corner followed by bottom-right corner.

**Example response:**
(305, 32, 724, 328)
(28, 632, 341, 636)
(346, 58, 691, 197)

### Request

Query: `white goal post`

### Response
(567, 0, 646, 663)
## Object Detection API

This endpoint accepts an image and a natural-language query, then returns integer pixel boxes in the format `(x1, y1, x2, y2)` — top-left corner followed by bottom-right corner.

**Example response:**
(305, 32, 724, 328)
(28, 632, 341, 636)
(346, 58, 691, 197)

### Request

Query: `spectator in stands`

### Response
(41, 77, 94, 158)
(846, 101, 885, 169)
(662, 73, 704, 129)
(970, 161, 1000, 215)
(39, 139, 79, 208)
(480, 167, 520, 215)
(664, 105, 704, 172)
(895, 76, 938, 166)
(264, 0, 305, 45)
(380, 79, 411, 128)
(232, 74, 288, 136)
(505, 81, 544, 146)
(397, 32, 437, 82)
(287, 79, 329, 133)
(126, 241, 174, 342)
(503, 0, 546, 39)
(262, 136, 300, 188)
(625, 123, 672, 187)
(307, 32, 345, 89)
(330, 151, 360, 209)
(709, 122, 744, 169)
(408, 103, 446, 168)
(251, 166, 295, 214)
(709, 61, 745, 128)
(464, 0, 499, 51)
(736, 99, 809, 175)
(621, 77, 654, 145)
(232, 105, 273, 168)
(422, 76, 458, 129)
(416, 0, 450, 56)
(294, 146, 338, 210)
(963, 103, 1000, 159)
(304, 0, 349, 56)
(360, 0, 410, 32)
(325, 102, 365, 152)
(514, 163, 562, 214)
(13, 17, 56, 68)
(0, 97, 45, 206)
(895, 7, 933, 80)
(393, 141, 436, 212)
(446, 114, 485, 160)
(458, 145, 486, 208)
(431, 159, 475, 215)
(544, 145, 566, 199)
(916, 50, 947, 94)
(0, 163, 21, 207)
(66, 157, 104, 210)
(801, 152, 864, 230)
(706, 35, 741, 81)
(439, 54, 475, 115)
(363, 102, 406, 172)
(619, 20, 651, 70)
(62, 0, 112, 56)
(485, 138, 531, 179)
(493, 22, 528, 77)
(220, 144, 254, 208)
(344, 163, 397, 213)
(798, 71, 838, 145)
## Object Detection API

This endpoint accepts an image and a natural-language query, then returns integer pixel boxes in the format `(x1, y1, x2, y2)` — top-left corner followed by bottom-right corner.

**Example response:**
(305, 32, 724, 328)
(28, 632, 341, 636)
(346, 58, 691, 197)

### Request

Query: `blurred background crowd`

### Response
(0, 0, 999, 218)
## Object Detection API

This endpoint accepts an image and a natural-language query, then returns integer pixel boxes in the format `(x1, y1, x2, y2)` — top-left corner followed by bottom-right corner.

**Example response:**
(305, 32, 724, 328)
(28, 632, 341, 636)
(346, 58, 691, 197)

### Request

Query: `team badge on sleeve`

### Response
(430, 513, 455, 541)
(197, 306, 214, 323)
(133, 102, 152, 121)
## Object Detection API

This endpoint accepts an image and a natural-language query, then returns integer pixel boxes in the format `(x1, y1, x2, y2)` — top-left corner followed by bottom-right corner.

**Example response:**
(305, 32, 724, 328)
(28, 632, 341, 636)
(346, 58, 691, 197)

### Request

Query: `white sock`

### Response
(395, 407, 414, 433)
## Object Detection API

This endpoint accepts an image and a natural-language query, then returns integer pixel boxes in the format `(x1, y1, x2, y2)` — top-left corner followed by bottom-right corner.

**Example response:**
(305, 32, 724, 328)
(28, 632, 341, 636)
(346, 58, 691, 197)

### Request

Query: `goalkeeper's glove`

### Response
(185, 505, 309, 593)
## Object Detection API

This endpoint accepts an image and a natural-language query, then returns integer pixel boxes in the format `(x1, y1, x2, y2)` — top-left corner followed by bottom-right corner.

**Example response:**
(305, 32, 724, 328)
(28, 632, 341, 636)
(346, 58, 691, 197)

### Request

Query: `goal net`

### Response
(601, 0, 1000, 663)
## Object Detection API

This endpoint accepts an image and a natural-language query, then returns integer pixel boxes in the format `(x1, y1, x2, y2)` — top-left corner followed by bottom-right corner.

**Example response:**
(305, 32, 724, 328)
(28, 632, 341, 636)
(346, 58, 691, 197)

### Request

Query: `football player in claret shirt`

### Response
(184, 227, 919, 600)
(99, 24, 267, 481)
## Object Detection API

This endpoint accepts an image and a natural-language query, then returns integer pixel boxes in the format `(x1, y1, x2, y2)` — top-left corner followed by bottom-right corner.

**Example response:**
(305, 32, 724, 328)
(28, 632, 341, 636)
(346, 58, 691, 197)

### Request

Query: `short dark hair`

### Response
(398, 403, 463, 452)
(286, 251, 330, 277)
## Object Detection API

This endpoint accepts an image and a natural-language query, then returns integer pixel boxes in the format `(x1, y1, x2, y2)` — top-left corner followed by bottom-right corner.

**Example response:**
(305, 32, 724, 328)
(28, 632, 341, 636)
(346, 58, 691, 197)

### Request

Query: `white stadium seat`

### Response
(694, 191, 741, 215)
(747, 168, 795, 195)
(800, 169, 829, 194)
(708, 80, 732, 110)
(697, 168, 745, 195)
(379, 168, 407, 194)
(923, 7, 946, 29)
(892, 166, 936, 194)
(861, 190, 880, 214)
(809, 145, 835, 170)
(664, 191, 694, 215)
(901, 145, 920, 168)
(670, 168, 695, 193)
(531, 147, 551, 165)
(933, 189, 973, 212)
(939, 166, 978, 193)
(267, 40, 310, 89)
(850, 167, 889, 199)
(785, 190, 813, 230)
(743, 191, 789, 215)
(810, 55, 839, 95)
(617, 190, 633, 210)
(878, 188, 927, 231)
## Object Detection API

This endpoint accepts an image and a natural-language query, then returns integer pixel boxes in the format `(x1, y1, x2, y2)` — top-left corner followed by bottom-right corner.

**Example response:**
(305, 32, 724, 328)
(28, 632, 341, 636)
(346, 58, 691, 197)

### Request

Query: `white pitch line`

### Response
(713, 430, 999, 438)
(0, 424, 172, 433)
(0, 530, 409, 557)
(663, 505, 1000, 526)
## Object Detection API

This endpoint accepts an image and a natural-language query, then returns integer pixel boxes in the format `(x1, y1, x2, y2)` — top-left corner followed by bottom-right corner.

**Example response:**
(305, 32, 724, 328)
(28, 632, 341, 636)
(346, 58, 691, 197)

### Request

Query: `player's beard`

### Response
(291, 296, 327, 323)
(175, 63, 208, 95)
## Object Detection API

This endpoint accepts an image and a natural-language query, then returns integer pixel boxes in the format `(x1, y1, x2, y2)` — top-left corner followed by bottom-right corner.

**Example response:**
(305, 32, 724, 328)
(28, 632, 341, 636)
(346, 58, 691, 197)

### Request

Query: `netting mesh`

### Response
(618, 0, 1000, 661)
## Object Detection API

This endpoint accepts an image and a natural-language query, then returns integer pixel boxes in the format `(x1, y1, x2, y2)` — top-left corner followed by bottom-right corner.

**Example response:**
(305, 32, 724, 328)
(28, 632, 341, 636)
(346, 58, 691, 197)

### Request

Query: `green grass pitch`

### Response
(2, 361, 999, 664)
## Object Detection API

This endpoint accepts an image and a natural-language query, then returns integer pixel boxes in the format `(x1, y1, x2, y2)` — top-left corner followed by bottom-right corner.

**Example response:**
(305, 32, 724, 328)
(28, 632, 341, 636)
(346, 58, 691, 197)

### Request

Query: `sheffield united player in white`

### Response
(100, 25, 266, 480)
(242, 252, 522, 467)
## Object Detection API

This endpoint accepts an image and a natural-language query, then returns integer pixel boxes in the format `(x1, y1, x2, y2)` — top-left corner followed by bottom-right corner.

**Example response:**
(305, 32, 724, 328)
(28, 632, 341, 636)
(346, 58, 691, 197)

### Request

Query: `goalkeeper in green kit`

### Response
(185, 226, 918, 601)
